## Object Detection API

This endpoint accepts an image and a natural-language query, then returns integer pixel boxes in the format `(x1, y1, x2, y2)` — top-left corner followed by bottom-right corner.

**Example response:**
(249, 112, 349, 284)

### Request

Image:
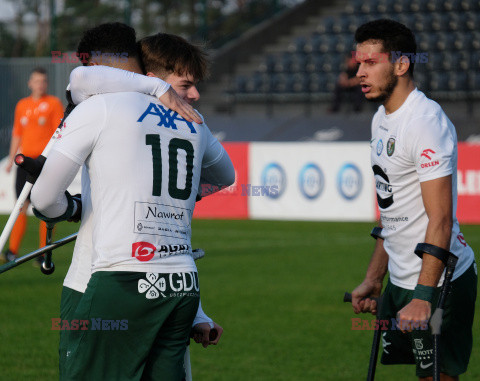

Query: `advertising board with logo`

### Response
(193, 142, 249, 219)
(248, 142, 376, 221)
(457, 143, 480, 223)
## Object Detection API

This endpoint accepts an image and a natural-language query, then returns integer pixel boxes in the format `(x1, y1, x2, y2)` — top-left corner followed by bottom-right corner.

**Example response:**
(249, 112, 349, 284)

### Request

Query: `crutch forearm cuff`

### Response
(370, 227, 384, 240)
(33, 191, 75, 224)
(414, 243, 455, 266)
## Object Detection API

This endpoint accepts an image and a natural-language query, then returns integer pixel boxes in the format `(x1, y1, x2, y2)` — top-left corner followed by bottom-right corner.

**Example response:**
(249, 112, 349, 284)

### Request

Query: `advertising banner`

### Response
(248, 142, 376, 221)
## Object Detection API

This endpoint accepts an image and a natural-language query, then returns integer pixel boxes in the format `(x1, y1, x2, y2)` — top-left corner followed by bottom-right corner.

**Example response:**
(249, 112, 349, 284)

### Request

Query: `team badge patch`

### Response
(387, 137, 395, 156)
(376, 139, 383, 156)
(138, 273, 166, 299)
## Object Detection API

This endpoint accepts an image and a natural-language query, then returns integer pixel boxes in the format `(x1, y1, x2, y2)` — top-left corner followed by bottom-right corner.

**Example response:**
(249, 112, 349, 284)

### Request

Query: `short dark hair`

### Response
(31, 67, 47, 76)
(139, 33, 209, 81)
(77, 22, 139, 66)
(355, 19, 416, 77)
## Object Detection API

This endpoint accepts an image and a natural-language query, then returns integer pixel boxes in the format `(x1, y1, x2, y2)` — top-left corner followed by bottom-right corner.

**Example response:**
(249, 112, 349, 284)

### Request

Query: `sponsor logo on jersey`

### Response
(145, 206, 185, 221)
(138, 272, 199, 299)
(420, 362, 433, 369)
(52, 121, 67, 140)
(132, 242, 156, 262)
(132, 242, 191, 262)
(261, 163, 286, 199)
(337, 163, 362, 200)
(420, 148, 435, 160)
(137, 102, 197, 133)
(298, 163, 324, 200)
(457, 233, 467, 247)
(372, 165, 393, 208)
(420, 160, 439, 168)
(420, 149, 440, 168)
(376, 139, 383, 156)
(414, 338, 424, 350)
(387, 137, 395, 156)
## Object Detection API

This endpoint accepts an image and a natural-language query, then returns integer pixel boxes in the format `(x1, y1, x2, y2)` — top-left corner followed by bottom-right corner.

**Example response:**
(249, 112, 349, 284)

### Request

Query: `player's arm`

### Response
(191, 301, 223, 347)
(351, 229, 388, 315)
(6, 136, 21, 173)
(30, 150, 81, 221)
(198, 125, 235, 198)
(69, 66, 202, 124)
(6, 103, 23, 173)
(31, 98, 103, 222)
(396, 115, 454, 331)
(396, 176, 452, 331)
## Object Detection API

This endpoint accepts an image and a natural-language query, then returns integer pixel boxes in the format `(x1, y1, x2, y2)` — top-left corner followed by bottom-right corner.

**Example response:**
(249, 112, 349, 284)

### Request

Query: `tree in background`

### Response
(0, 0, 295, 56)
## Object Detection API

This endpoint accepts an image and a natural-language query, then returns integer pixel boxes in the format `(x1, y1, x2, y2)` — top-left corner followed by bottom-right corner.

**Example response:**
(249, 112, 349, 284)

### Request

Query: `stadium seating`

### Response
(231, 0, 480, 102)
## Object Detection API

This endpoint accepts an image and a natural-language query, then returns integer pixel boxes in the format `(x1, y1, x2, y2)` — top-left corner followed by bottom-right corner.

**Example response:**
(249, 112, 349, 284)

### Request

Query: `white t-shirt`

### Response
(48, 92, 226, 275)
(371, 88, 474, 289)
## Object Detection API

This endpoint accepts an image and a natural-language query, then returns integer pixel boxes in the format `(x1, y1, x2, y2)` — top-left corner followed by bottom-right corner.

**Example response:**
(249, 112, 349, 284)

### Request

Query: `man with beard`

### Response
(350, 19, 476, 381)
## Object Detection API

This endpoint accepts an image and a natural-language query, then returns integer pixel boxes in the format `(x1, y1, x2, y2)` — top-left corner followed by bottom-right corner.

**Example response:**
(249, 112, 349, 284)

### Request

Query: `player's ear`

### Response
(395, 55, 410, 76)
(146, 72, 156, 78)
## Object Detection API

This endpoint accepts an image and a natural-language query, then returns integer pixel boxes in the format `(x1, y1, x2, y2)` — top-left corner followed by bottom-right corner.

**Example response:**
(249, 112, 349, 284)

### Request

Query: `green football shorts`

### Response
(379, 262, 477, 378)
(62, 271, 200, 381)
(59, 286, 84, 378)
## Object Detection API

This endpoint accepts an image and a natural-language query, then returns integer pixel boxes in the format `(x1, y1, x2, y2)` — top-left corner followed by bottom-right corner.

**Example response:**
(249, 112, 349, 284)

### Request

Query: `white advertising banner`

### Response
(249, 142, 376, 221)
(0, 156, 82, 215)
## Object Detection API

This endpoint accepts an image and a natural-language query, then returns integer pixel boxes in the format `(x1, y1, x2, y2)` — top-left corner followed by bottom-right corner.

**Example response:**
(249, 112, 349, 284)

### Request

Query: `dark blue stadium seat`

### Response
(448, 71, 468, 91)
(471, 70, 480, 90)
(412, 13, 432, 33)
(307, 72, 325, 93)
(426, 0, 445, 12)
(416, 33, 436, 52)
(448, 12, 467, 31)
(409, 0, 430, 12)
(316, 16, 335, 34)
(430, 71, 449, 91)
(443, 0, 464, 11)
(426, 52, 443, 71)
(431, 13, 450, 32)
(235, 75, 247, 93)
(332, 17, 351, 34)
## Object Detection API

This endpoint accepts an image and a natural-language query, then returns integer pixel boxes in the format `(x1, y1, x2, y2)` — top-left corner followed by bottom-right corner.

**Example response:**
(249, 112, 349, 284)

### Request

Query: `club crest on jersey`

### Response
(387, 137, 395, 156)
(376, 139, 383, 156)
(414, 338, 424, 350)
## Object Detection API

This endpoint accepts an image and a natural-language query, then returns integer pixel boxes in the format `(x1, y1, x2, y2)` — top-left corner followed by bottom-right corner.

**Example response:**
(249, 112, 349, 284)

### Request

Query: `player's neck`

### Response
(112, 58, 143, 75)
(31, 93, 46, 100)
(383, 79, 416, 115)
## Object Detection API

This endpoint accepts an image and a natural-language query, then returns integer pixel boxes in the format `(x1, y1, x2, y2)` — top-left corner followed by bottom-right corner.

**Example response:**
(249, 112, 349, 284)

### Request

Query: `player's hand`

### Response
(159, 87, 203, 124)
(192, 321, 223, 348)
(396, 299, 431, 333)
(351, 280, 382, 315)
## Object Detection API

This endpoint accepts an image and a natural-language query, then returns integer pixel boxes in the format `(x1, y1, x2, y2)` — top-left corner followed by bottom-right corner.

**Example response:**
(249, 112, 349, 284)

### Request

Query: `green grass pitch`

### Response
(0, 216, 479, 380)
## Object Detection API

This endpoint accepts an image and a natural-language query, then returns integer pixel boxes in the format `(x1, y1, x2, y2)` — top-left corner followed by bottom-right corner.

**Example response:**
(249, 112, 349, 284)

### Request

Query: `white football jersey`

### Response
(53, 92, 223, 275)
(371, 88, 474, 289)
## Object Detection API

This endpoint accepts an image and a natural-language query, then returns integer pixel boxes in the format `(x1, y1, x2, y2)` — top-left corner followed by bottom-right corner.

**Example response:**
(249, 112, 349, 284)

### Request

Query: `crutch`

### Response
(0, 232, 77, 275)
(414, 244, 458, 381)
(344, 292, 383, 381)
